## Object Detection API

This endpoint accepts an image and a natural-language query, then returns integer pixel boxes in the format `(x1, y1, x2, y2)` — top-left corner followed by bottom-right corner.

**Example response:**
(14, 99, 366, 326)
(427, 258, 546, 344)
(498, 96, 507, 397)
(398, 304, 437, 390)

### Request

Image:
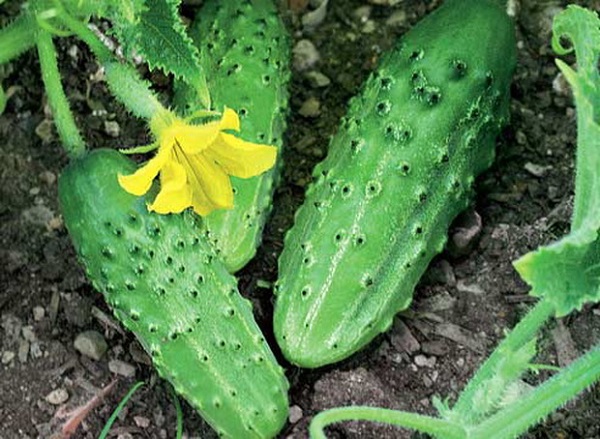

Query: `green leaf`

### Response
(514, 6, 600, 316)
(110, 0, 209, 107)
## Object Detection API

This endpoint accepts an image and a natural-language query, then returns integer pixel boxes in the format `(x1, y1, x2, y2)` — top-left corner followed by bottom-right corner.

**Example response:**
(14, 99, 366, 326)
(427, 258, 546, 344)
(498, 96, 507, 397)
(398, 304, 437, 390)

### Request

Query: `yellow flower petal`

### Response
(148, 160, 192, 214)
(206, 132, 277, 178)
(118, 147, 171, 196)
(175, 121, 221, 154)
(186, 153, 234, 209)
(190, 189, 217, 216)
(219, 107, 240, 132)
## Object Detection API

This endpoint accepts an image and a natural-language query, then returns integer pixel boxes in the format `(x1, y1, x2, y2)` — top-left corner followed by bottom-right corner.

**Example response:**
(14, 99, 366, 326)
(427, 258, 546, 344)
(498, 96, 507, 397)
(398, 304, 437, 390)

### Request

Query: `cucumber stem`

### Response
(451, 299, 555, 420)
(469, 343, 600, 439)
(0, 12, 37, 65)
(36, 28, 86, 157)
(54, 5, 167, 120)
(309, 407, 466, 439)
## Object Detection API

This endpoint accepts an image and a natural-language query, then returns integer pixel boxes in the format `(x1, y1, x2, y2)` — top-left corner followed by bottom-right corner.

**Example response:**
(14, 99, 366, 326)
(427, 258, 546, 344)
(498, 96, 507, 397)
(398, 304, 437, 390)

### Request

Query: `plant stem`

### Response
(309, 407, 466, 439)
(469, 343, 600, 439)
(0, 12, 37, 64)
(451, 299, 555, 420)
(98, 381, 145, 439)
(54, 6, 166, 120)
(36, 28, 85, 157)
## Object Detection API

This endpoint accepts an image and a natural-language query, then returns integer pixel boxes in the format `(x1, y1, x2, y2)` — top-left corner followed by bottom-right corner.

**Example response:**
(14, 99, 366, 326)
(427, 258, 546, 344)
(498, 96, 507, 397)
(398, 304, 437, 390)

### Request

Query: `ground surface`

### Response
(1, 0, 599, 438)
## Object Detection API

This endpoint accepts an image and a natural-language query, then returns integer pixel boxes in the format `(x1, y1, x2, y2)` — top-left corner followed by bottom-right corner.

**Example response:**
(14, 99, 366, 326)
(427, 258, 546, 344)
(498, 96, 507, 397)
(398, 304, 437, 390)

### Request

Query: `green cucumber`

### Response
(274, 0, 516, 368)
(175, 0, 290, 272)
(59, 149, 289, 438)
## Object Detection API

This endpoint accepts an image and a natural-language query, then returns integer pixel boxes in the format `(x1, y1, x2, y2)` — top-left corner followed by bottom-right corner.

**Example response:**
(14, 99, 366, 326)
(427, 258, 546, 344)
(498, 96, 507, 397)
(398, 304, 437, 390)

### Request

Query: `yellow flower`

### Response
(118, 108, 277, 216)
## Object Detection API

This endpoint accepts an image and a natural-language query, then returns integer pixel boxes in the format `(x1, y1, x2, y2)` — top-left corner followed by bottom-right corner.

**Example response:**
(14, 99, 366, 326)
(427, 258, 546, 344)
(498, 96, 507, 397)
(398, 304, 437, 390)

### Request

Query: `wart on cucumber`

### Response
(274, 0, 517, 368)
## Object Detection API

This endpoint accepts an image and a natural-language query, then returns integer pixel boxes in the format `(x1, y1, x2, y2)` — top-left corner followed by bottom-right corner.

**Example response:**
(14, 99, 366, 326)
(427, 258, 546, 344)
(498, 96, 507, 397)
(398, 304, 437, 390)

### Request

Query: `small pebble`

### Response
(74, 330, 108, 361)
(353, 5, 372, 21)
(18, 340, 29, 363)
(39, 170, 57, 186)
(289, 405, 303, 424)
(449, 210, 482, 257)
(414, 354, 436, 368)
(134, 415, 151, 428)
(362, 20, 376, 34)
(293, 40, 320, 71)
(109, 359, 136, 378)
(22, 326, 36, 342)
(421, 341, 449, 357)
(456, 280, 485, 295)
(386, 10, 407, 27)
(33, 306, 46, 321)
(2, 351, 15, 364)
(104, 120, 121, 138)
(305, 71, 331, 88)
(45, 388, 69, 405)
(22, 205, 55, 227)
(35, 119, 54, 143)
(299, 97, 321, 117)
(524, 162, 552, 178)
(390, 320, 420, 354)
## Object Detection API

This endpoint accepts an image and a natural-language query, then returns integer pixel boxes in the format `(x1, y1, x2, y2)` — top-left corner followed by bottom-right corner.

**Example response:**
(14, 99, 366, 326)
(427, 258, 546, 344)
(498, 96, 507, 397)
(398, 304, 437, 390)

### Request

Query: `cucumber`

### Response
(274, 0, 516, 368)
(175, 0, 290, 272)
(60, 149, 289, 438)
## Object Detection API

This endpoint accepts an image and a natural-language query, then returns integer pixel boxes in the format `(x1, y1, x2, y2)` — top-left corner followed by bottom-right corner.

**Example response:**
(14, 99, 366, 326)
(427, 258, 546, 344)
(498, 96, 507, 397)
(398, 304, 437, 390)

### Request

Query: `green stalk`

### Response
(36, 28, 85, 157)
(451, 299, 555, 421)
(469, 343, 600, 439)
(0, 13, 37, 65)
(98, 381, 145, 439)
(309, 407, 466, 439)
(54, 5, 164, 120)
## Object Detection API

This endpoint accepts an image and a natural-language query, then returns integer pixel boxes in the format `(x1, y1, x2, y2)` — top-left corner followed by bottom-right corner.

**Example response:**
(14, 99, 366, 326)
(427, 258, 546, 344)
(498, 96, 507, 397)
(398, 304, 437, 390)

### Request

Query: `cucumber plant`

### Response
(175, 0, 290, 272)
(0, 1, 290, 437)
(274, 0, 517, 368)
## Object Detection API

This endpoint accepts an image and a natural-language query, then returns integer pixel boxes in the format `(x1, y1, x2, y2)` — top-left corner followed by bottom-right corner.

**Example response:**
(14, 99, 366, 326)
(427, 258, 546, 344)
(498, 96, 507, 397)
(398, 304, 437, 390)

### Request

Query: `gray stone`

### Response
(74, 330, 108, 361)
(305, 71, 331, 88)
(386, 10, 407, 27)
(33, 306, 45, 321)
(414, 354, 437, 368)
(109, 359, 136, 378)
(104, 120, 121, 138)
(390, 319, 420, 354)
(45, 388, 69, 405)
(22, 205, 54, 227)
(289, 405, 303, 424)
(299, 97, 321, 117)
(2, 351, 15, 364)
(293, 40, 320, 71)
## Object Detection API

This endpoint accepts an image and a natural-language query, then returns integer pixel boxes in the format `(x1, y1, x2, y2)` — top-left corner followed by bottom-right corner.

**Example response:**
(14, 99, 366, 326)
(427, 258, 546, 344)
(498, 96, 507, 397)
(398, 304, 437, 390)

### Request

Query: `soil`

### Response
(1, 0, 599, 438)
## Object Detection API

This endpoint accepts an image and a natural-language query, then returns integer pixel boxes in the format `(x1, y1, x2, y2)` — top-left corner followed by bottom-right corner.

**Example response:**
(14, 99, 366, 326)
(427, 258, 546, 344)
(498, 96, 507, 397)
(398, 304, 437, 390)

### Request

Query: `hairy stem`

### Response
(469, 343, 600, 439)
(55, 6, 166, 120)
(309, 407, 466, 439)
(36, 28, 85, 157)
(0, 13, 37, 64)
(451, 299, 555, 421)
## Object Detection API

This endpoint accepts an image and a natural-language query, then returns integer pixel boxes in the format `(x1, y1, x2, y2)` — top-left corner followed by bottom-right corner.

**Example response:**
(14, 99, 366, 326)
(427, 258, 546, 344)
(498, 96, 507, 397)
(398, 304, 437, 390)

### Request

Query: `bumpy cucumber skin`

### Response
(274, 0, 517, 368)
(175, 0, 290, 272)
(59, 149, 288, 438)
